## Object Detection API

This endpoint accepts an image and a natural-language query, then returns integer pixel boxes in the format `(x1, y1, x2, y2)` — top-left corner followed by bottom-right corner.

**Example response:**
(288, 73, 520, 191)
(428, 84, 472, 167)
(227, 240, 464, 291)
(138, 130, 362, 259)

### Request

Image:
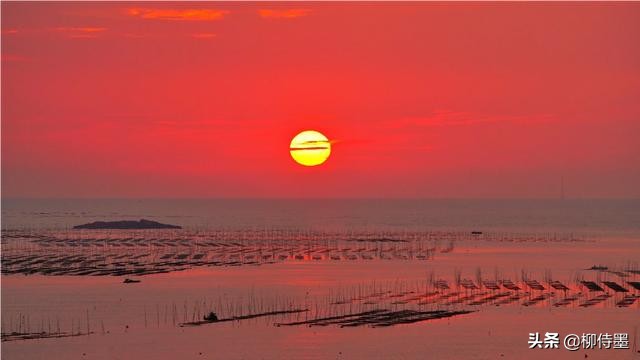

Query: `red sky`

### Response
(2, 2, 639, 198)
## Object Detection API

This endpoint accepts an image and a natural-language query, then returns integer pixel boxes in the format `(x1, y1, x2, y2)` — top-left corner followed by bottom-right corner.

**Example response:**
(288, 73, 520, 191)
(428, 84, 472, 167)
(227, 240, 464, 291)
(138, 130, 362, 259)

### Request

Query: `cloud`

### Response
(258, 9, 310, 19)
(191, 33, 216, 39)
(54, 27, 107, 33)
(290, 146, 329, 151)
(53, 27, 107, 38)
(290, 139, 331, 151)
(128, 8, 228, 21)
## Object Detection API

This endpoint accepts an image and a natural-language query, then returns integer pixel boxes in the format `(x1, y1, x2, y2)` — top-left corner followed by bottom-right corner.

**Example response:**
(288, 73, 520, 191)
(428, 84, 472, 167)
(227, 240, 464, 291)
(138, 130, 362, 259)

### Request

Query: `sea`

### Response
(2, 198, 639, 237)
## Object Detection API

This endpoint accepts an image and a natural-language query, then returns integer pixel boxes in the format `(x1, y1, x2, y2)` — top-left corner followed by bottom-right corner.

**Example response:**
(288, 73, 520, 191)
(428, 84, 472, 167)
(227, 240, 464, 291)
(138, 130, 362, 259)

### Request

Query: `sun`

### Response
(289, 130, 331, 167)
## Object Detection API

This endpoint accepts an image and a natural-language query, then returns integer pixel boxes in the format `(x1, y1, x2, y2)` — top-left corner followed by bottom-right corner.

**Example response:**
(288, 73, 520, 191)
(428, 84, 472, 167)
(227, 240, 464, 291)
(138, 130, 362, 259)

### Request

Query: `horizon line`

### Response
(2, 196, 639, 201)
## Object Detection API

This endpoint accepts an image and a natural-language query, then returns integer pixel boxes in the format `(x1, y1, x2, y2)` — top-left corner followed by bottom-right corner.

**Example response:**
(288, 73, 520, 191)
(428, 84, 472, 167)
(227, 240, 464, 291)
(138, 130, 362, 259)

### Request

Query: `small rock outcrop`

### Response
(73, 219, 181, 229)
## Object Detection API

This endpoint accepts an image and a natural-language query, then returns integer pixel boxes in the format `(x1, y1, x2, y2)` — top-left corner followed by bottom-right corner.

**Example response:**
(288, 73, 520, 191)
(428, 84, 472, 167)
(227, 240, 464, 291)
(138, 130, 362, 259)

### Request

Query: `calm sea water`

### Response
(2, 198, 639, 236)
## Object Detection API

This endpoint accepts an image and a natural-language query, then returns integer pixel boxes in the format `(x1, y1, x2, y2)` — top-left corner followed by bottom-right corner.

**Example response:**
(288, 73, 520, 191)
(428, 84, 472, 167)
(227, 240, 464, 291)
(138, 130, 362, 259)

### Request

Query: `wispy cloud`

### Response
(258, 9, 310, 19)
(53, 27, 107, 38)
(54, 27, 107, 33)
(128, 8, 228, 21)
(290, 139, 331, 151)
(290, 146, 329, 151)
(300, 140, 330, 145)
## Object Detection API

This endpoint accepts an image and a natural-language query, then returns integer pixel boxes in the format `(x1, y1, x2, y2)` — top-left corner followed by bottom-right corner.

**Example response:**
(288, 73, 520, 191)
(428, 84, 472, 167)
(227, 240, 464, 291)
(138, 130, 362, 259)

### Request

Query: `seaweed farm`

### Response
(2, 226, 639, 358)
(2, 260, 639, 343)
(1, 229, 587, 276)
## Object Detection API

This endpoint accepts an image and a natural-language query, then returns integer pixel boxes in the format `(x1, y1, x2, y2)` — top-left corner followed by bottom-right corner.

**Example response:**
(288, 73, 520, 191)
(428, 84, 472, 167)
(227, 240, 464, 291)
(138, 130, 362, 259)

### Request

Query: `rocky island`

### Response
(73, 219, 182, 229)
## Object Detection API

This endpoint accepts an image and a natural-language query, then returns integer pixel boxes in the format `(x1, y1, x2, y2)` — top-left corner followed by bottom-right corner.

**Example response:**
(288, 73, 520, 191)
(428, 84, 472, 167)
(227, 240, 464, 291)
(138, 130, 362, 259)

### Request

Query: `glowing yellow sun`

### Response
(289, 130, 331, 167)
